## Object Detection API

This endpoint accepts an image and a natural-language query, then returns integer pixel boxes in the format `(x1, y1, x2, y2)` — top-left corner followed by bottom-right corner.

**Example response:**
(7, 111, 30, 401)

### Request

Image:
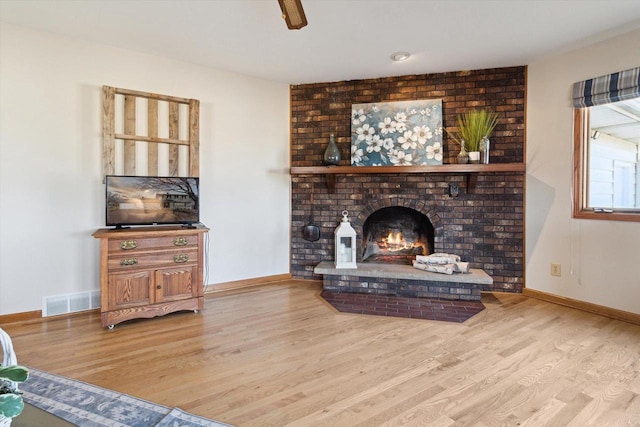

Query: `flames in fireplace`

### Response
(362, 207, 434, 265)
(381, 231, 413, 251)
(363, 229, 427, 263)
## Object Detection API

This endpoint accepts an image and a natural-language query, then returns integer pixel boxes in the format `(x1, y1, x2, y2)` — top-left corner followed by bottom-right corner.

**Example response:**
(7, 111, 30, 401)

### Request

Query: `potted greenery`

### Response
(0, 365, 28, 425)
(447, 109, 499, 163)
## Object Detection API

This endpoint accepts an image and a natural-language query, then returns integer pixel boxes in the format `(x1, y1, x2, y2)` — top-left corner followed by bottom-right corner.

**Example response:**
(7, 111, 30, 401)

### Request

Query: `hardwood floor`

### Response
(3, 281, 640, 426)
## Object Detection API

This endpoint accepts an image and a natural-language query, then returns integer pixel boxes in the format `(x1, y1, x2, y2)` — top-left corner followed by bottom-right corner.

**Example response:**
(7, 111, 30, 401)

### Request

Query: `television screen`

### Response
(105, 175, 200, 228)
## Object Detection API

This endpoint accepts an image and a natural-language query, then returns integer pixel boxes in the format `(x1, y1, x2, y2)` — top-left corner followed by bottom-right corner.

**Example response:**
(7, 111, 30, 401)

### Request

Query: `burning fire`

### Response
(380, 231, 414, 252)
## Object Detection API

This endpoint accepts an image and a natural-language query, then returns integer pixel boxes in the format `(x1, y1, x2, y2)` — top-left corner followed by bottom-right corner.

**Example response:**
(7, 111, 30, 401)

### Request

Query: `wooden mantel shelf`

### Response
(290, 163, 525, 175)
(290, 163, 526, 192)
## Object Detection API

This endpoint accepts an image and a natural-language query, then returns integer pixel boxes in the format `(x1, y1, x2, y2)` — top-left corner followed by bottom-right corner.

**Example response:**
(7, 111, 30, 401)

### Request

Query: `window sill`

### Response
(573, 209, 640, 222)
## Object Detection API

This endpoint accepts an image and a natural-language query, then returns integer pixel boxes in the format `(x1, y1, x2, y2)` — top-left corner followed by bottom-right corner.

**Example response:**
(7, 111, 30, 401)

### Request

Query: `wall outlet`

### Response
(550, 263, 561, 277)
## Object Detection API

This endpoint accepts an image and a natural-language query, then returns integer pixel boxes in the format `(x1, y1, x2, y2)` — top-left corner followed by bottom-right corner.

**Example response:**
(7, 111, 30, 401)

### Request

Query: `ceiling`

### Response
(1, 0, 640, 85)
(2, 0, 639, 146)
(591, 99, 640, 146)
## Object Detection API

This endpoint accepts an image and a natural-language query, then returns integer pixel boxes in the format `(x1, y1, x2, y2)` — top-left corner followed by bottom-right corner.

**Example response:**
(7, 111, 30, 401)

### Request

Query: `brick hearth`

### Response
(290, 66, 525, 293)
(320, 290, 485, 323)
(314, 262, 492, 301)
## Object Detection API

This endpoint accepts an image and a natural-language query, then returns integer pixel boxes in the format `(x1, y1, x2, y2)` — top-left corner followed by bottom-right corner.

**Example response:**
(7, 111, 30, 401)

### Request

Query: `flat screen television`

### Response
(105, 175, 200, 228)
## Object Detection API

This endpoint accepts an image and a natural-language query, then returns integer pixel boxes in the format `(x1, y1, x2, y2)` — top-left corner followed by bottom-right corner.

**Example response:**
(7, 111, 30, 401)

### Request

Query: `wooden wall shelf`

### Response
(290, 163, 526, 192)
(102, 86, 200, 177)
(290, 163, 525, 175)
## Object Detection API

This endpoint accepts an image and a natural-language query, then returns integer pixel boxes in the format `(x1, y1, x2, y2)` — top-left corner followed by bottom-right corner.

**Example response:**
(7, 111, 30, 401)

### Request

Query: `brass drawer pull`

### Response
(120, 240, 138, 250)
(120, 258, 138, 266)
(173, 237, 189, 246)
(174, 254, 189, 263)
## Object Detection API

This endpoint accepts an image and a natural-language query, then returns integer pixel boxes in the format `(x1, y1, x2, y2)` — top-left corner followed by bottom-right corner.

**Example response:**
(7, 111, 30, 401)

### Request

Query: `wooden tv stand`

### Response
(92, 225, 209, 328)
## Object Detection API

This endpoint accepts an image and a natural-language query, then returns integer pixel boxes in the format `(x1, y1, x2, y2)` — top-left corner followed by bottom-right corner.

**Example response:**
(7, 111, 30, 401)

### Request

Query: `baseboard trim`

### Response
(523, 288, 640, 326)
(0, 309, 103, 325)
(1, 275, 294, 322)
(205, 273, 293, 294)
(0, 310, 42, 324)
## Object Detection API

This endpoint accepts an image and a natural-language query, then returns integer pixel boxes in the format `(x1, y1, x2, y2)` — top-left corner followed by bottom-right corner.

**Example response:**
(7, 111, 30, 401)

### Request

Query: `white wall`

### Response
(0, 24, 291, 315)
(526, 29, 640, 314)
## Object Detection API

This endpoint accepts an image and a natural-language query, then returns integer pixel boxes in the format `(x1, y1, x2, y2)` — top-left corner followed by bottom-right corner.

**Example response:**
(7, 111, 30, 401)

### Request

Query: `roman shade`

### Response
(572, 67, 640, 108)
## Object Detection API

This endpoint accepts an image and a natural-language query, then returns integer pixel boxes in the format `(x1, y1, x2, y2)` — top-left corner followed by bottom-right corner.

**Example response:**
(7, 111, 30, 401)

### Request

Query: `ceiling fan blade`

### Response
(278, 0, 308, 30)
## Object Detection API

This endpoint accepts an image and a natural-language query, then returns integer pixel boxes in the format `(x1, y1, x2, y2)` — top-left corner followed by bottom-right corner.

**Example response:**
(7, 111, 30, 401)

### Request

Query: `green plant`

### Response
(447, 109, 499, 152)
(0, 365, 28, 419)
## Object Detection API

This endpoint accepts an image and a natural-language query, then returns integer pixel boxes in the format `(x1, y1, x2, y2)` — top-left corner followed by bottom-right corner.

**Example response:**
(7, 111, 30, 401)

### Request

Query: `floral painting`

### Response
(351, 99, 443, 166)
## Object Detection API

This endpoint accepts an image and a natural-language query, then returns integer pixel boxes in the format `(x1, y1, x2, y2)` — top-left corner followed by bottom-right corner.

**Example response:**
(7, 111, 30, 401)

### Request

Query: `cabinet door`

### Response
(108, 270, 154, 310)
(155, 266, 198, 303)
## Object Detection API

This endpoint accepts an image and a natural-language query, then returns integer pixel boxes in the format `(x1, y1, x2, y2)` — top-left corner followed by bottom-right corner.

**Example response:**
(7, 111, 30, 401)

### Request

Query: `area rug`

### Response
(320, 290, 485, 322)
(19, 367, 231, 427)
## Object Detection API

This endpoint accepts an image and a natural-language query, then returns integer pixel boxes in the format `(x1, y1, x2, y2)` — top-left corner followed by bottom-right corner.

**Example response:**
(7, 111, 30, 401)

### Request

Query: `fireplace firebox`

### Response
(362, 206, 434, 265)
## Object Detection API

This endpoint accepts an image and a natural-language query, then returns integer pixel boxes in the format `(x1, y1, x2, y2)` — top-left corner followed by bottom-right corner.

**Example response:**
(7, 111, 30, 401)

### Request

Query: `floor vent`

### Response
(43, 290, 101, 317)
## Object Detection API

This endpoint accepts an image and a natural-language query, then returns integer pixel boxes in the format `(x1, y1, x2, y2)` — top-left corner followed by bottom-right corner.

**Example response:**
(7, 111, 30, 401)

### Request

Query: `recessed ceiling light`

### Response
(390, 51, 411, 62)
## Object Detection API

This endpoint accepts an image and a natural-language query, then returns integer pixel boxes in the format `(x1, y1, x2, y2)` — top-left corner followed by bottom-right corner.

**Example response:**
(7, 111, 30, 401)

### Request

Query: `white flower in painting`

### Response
(378, 117, 397, 135)
(393, 112, 408, 133)
(351, 145, 364, 164)
(398, 130, 417, 150)
(390, 150, 413, 166)
(356, 123, 375, 142)
(394, 111, 407, 123)
(401, 153, 413, 165)
(366, 135, 384, 153)
(426, 142, 443, 162)
(409, 108, 417, 115)
(414, 126, 433, 145)
(382, 137, 394, 150)
(352, 109, 366, 126)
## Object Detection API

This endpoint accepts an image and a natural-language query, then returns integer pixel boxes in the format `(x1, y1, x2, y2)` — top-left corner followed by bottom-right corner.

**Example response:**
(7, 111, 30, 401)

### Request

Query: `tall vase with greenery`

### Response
(447, 109, 499, 163)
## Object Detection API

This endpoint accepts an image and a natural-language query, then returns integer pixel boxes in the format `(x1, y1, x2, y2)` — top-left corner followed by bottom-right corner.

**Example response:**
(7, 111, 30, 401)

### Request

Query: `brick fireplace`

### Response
(290, 66, 525, 293)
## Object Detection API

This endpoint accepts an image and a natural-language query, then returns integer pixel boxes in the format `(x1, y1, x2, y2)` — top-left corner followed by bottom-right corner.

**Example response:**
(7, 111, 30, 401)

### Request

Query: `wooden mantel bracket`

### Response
(324, 174, 336, 193)
(465, 173, 478, 192)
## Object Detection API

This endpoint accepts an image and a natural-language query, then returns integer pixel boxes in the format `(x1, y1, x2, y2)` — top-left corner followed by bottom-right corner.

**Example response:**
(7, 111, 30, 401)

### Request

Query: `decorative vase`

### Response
(468, 151, 480, 164)
(480, 136, 490, 164)
(457, 141, 469, 164)
(323, 133, 341, 166)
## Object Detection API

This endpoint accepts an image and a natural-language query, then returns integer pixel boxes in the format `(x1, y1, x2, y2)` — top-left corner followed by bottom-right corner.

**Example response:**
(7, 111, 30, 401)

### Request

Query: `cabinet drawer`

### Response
(108, 235, 198, 252)
(109, 249, 198, 271)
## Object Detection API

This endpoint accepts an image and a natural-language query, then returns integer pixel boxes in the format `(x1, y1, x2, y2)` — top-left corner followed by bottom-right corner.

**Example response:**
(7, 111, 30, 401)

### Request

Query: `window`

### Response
(572, 68, 640, 222)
